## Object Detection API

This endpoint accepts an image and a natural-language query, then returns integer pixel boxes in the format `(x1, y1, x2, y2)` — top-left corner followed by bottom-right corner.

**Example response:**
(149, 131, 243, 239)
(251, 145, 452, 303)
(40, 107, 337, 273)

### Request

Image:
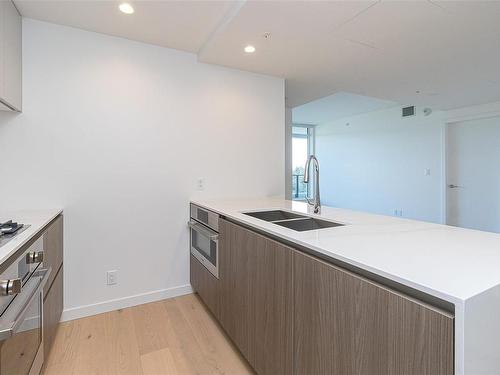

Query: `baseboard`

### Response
(60, 284, 193, 322)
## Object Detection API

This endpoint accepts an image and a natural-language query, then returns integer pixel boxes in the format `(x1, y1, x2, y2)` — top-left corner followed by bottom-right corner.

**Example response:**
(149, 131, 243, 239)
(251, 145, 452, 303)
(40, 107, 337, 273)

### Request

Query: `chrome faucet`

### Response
(303, 155, 321, 214)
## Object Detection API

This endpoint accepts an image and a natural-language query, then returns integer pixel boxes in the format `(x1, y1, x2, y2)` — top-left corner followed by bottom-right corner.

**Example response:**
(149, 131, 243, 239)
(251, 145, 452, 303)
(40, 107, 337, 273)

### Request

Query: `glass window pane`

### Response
(291, 125, 315, 200)
(292, 136, 308, 199)
(292, 126, 308, 136)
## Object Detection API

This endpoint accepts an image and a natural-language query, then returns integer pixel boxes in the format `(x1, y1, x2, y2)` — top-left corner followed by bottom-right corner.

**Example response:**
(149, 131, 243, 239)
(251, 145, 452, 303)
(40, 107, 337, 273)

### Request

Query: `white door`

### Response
(446, 117, 500, 233)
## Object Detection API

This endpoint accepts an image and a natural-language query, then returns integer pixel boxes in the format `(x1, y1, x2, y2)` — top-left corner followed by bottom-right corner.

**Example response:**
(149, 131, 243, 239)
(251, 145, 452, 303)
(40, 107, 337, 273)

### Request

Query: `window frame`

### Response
(291, 124, 316, 201)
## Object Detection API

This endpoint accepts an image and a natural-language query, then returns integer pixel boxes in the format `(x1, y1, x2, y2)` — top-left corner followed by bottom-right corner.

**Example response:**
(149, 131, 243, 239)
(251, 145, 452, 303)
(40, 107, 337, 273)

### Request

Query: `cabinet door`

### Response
(190, 255, 220, 318)
(43, 267, 63, 361)
(43, 215, 64, 297)
(1, 0, 21, 111)
(219, 219, 293, 375)
(294, 251, 454, 375)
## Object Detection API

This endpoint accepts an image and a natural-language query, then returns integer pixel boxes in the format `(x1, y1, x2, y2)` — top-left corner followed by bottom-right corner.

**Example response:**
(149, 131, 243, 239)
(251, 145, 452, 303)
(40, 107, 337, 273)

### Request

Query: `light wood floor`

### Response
(43, 293, 255, 375)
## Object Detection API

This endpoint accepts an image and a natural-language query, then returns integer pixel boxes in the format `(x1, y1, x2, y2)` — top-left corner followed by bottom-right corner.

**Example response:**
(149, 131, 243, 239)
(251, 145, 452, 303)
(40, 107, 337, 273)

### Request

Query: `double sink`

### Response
(242, 210, 344, 232)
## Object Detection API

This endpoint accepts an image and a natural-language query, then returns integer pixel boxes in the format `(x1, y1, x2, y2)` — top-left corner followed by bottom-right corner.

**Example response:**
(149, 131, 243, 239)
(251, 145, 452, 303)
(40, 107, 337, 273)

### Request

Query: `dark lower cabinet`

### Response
(294, 251, 454, 375)
(43, 215, 63, 297)
(190, 255, 220, 318)
(42, 214, 64, 363)
(190, 218, 455, 375)
(43, 267, 63, 361)
(218, 219, 293, 375)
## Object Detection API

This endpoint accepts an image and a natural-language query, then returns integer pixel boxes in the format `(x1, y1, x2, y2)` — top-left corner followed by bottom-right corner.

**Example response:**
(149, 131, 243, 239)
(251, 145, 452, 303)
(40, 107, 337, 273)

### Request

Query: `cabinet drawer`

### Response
(43, 266, 63, 361)
(218, 219, 293, 375)
(43, 215, 63, 296)
(294, 251, 454, 375)
(190, 255, 220, 318)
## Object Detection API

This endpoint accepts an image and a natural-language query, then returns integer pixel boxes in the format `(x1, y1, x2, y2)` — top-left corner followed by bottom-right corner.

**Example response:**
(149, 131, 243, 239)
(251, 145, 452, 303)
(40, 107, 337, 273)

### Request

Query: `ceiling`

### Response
(14, 1, 235, 52)
(15, 0, 500, 110)
(292, 92, 398, 125)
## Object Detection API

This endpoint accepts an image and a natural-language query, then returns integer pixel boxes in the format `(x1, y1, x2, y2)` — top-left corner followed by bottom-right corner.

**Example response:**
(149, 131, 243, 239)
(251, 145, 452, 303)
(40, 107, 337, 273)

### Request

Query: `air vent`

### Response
(402, 106, 415, 117)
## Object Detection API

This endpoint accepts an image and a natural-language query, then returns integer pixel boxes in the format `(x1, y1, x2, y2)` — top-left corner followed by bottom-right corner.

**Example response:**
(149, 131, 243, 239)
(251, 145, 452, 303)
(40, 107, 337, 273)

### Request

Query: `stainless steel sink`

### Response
(243, 210, 306, 222)
(242, 210, 344, 231)
(274, 217, 344, 231)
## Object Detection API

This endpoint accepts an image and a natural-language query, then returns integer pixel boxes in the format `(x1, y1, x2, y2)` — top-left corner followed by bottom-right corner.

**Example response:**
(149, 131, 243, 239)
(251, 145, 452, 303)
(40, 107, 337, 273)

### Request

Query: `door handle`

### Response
(0, 279, 21, 296)
(448, 184, 464, 188)
(188, 220, 219, 241)
(0, 267, 51, 340)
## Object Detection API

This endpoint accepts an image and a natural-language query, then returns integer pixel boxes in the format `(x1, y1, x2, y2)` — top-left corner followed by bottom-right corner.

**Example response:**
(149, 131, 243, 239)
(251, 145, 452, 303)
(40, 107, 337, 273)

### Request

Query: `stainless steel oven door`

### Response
(0, 237, 44, 315)
(0, 267, 51, 375)
(189, 220, 219, 278)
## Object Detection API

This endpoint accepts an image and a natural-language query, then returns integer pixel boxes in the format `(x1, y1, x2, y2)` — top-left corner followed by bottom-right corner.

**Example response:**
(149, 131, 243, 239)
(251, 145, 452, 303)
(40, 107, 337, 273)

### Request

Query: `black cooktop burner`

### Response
(0, 220, 24, 235)
(0, 222, 29, 248)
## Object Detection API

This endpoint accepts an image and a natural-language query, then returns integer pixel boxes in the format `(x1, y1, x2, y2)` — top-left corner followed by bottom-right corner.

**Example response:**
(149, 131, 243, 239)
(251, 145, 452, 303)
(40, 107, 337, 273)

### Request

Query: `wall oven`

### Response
(189, 204, 219, 279)
(0, 237, 51, 375)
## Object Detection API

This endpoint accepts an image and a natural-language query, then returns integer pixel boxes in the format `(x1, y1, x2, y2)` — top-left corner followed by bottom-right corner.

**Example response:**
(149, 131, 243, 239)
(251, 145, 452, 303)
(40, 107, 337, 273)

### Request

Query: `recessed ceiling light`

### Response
(119, 3, 134, 14)
(244, 45, 256, 53)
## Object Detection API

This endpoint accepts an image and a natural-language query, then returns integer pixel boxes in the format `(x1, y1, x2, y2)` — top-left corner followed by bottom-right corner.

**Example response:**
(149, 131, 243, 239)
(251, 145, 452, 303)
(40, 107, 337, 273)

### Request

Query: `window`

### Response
(292, 125, 315, 200)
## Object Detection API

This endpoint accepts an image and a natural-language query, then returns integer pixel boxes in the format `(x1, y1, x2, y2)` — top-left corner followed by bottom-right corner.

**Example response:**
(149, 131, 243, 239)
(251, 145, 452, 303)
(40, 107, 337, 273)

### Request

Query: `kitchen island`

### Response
(190, 198, 500, 375)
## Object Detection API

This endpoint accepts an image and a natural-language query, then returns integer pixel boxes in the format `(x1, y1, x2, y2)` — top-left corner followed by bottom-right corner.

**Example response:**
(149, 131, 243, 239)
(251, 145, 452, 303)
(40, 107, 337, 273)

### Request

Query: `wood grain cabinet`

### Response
(0, 0, 22, 111)
(218, 219, 293, 375)
(43, 267, 63, 361)
(191, 219, 455, 375)
(43, 215, 63, 297)
(294, 251, 454, 375)
(42, 215, 64, 362)
(190, 255, 220, 319)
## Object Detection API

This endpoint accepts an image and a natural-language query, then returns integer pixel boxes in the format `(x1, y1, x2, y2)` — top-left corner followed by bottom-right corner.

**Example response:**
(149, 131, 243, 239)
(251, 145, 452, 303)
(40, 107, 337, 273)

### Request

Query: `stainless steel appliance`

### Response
(0, 221, 29, 248)
(0, 236, 51, 375)
(189, 204, 219, 278)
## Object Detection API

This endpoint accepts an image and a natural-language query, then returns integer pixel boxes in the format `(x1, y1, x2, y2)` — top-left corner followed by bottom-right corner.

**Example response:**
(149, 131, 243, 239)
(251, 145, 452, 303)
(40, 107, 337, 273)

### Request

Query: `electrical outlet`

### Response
(107, 270, 118, 285)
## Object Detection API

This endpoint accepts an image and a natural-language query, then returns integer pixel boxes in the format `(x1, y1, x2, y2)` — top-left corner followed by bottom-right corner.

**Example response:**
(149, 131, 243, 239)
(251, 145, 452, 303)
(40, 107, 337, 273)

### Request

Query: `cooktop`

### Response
(0, 221, 30, 248)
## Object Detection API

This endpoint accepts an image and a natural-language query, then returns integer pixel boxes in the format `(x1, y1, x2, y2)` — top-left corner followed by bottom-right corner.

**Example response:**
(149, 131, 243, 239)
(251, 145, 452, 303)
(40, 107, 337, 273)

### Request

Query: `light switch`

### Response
(197, 178, 205, 191)
(107, 270, 118, 285)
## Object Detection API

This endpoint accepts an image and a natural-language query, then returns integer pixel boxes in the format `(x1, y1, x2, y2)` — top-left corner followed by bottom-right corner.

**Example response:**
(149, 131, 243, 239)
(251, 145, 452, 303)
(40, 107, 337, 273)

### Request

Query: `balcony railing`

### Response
(292, 174, 307, 199)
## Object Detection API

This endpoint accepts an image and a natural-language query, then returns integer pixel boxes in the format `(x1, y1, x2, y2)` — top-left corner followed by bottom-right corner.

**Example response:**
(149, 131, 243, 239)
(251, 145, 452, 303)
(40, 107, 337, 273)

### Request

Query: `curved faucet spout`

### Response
(303, 155, 321, 214)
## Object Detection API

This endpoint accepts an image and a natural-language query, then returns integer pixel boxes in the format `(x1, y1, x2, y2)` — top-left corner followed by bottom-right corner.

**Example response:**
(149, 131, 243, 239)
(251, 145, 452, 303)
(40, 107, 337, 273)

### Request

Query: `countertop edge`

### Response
(0, 209, 63, 266)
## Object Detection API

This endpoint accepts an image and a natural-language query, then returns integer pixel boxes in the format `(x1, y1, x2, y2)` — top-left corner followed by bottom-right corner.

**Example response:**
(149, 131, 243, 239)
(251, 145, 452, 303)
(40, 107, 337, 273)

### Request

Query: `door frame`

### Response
(442, 101, 500, 225)
(441, 123, 455, 226)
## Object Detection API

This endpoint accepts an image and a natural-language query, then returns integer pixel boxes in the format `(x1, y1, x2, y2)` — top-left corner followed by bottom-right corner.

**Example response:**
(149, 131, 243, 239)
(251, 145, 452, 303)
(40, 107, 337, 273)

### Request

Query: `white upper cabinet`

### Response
(0, 0, 21, 112)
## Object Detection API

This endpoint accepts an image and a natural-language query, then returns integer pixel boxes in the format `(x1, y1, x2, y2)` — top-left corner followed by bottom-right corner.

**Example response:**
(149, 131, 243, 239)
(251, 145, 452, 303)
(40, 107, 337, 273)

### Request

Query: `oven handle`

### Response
(188, 220, 219, 241)
(0, 267, 51, 341)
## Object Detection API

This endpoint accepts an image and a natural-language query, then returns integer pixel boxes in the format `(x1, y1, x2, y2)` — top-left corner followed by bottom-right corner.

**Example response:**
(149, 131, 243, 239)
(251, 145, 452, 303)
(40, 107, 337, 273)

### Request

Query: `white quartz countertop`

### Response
(0, 209, 63, 265)
(191, 198, 500, 304)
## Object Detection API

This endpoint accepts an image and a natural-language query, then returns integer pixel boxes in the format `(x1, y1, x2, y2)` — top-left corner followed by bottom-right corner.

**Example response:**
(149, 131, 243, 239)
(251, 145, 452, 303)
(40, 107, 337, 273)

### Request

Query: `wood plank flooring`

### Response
(43, 293, 255, 375)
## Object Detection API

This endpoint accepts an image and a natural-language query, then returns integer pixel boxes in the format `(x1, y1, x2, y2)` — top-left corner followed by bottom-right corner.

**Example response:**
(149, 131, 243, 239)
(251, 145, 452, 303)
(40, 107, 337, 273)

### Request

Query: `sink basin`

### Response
(242, 210, 344, 231)
(243, 210, 306, 222)
(274, 218, 344, 231)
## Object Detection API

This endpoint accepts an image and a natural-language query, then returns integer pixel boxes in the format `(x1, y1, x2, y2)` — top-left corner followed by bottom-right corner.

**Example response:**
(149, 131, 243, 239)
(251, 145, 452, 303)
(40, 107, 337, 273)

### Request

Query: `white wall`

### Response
(0, 19, 284, 319)
(316, 106, 445, 223)
(446, 117, 500, 233)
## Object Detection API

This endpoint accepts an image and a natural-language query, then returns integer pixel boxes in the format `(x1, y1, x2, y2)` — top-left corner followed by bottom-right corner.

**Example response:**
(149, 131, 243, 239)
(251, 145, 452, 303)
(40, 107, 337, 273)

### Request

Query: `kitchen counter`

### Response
(191, 197, 500, 375)
(0, 209, 63, 265)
